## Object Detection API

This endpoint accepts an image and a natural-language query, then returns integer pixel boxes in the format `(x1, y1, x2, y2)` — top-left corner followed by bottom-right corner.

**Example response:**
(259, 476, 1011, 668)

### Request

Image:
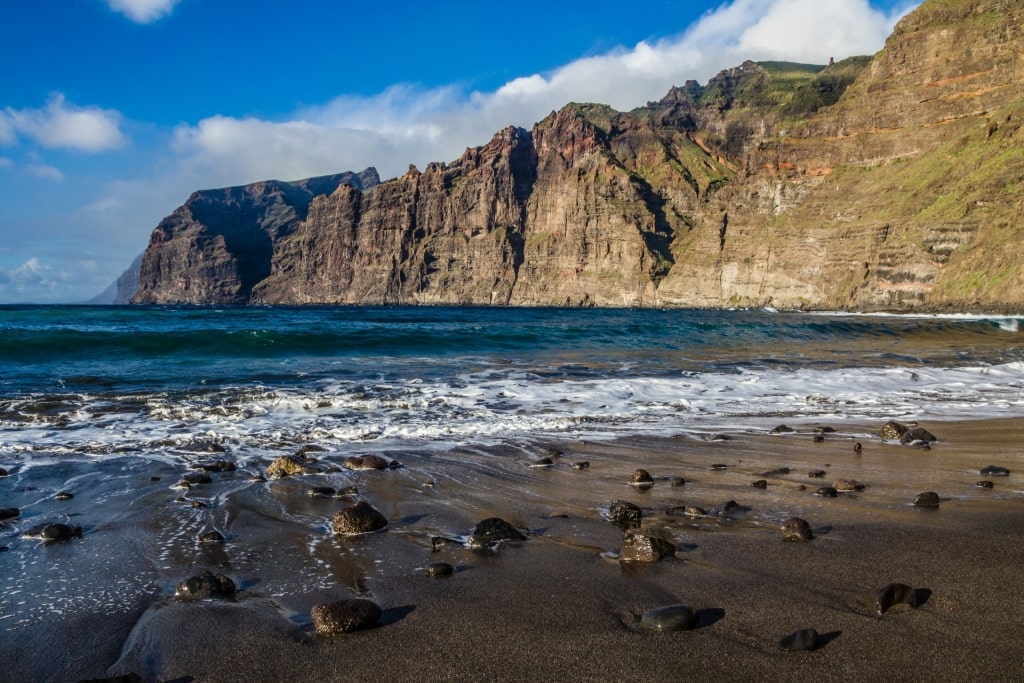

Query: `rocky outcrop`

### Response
(132, 169, 378, 304)
(131, 0, 1024, 312)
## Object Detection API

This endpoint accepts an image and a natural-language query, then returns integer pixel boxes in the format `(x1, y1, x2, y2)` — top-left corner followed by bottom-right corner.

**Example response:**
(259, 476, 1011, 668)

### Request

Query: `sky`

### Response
(0, 0, 920, 303)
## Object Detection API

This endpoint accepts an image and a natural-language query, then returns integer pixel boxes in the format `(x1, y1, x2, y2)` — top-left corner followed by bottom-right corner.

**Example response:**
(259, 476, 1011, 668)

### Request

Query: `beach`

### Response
(4, 415, 1024, 682)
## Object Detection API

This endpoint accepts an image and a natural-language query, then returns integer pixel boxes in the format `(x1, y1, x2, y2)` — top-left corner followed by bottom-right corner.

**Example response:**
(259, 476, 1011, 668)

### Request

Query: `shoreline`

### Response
(4, 416, 1024, 681)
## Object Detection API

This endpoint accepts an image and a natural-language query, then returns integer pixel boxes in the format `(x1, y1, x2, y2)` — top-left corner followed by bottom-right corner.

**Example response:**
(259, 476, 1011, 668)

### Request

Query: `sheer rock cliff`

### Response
(131, 0, 1024, 311)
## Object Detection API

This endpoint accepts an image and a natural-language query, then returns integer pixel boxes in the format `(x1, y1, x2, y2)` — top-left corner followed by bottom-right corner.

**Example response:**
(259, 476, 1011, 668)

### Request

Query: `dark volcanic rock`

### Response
(710, 500, 746, 516)
(266, 455, 308, 479)
(198, 530, 226, 544)
(24, 522, 82, 541)
(571, 461, 590, 470)
(424, 562, 454, 578)
(976, 480, 994, 489)
(640, 604, 698, 631)
(980, 465, 1010, 476)
(608, 500, 643, 530)
(670, 477, 686, 487)
(467, 517, 526, 547)
(900, 427, 937, 445)
(770, 425, 794, 434)
(529, 456, 554, 467)
(880, 420, 909, 440)
(200, 460, 236, 472)
(814, 486, 838, 498)
(913, 491, 940, 507)
(178, 472, 212, 486)
(0, 508, 19, 522)
(870, 582, 919, 615)
(343, 454, 391, 471)
(311, 598, 382, 636)
(780, 517, 814, 542)
(629, 469, 655, 488)
(308, 486, 337, 498)
(54, 491, 74, 500)
(808, 470, 827, 478)
(0, 467, 8, 477)
(331, 501, 388, 535)
(779, 628, 819, 651)
(621, 529, 676, 563)
(751, 479, 768, 489)
(174, 571, 236, 601)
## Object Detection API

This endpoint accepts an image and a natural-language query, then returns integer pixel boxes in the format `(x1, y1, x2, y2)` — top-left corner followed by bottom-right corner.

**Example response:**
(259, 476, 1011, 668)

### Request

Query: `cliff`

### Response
(131, 0, 1024, 311)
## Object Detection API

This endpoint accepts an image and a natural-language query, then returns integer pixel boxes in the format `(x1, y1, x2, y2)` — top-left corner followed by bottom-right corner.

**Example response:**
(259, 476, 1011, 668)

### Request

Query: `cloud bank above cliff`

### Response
(0, 0, 919, 303)
(170, 0, 912, 187)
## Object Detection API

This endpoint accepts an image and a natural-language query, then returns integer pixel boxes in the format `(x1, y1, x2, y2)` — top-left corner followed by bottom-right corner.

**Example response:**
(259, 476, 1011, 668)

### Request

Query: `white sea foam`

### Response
(3, 361, 1024, 462)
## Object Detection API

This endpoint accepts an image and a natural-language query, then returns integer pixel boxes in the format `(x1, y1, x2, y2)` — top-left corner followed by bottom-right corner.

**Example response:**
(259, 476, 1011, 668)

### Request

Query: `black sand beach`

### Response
(4, 417, 1024, 681)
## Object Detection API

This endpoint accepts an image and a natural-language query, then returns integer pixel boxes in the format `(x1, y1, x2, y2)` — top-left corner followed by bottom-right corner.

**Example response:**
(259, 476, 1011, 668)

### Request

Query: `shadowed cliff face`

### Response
(133, 0, 1024, 311)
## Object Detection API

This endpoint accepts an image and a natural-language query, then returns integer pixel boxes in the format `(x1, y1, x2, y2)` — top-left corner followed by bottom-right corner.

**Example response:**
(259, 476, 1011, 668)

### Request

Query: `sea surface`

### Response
(4, 304, 1024, 677)
(3, 305, 1024, 466)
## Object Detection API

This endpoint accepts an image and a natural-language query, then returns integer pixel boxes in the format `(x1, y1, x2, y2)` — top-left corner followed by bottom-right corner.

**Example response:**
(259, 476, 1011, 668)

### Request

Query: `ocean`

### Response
(4, 304, 1024, 678)
(2, 305, 1024, 464)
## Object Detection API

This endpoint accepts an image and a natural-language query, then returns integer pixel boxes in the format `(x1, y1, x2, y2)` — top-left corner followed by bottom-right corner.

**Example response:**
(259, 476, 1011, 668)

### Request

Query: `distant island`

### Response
(106, 0, 1022, 312)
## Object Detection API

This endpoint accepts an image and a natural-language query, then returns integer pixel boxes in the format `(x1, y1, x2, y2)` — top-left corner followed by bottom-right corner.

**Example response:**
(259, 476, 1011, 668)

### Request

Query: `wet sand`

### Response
(3, 417, 1024, 681)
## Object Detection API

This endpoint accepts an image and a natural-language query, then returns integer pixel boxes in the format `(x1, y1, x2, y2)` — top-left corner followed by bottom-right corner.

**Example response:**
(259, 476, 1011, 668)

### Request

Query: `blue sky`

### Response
(0, 0, 918, 303)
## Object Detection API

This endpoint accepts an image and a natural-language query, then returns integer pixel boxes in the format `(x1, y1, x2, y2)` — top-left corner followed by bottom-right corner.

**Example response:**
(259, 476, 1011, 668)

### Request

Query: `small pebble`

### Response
(529, 457, 554, 468)
(770, 425, 794, 434)
(976, 480, 994, 489)
(913, 491, 940, 508)
(54, 491, 74, 500)
(708, 464, 728, 471)
(808, 470, 827, 478)
(751, 480, 768, 489)
(308, 486, 336, 498)
(812, 435, 825, 443)
(670, 477, 685, 487)
(854, 442, 863, 453)
(0, 508, 20, 521)
(149, 476, 161, 482)
(980, 465, 1010, 477)
(683, 506, 705, 518)
(814, 487, 838, 498)
(571, 461, 590, 470)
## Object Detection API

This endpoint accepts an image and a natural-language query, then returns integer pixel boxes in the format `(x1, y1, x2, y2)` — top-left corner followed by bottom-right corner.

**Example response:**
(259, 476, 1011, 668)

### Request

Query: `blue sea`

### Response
(2, 305, 1024, 465)
(4, 304, 1024, 678)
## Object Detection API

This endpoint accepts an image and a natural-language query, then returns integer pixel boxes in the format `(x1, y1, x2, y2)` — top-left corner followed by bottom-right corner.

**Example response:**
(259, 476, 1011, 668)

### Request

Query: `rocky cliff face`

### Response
(132, 169, 379, 304)
(132, 0, 1024, 311)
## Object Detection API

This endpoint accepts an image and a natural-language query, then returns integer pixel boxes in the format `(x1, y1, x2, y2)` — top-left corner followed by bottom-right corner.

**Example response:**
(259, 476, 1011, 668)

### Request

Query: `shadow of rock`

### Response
(379, 604, 416, 626)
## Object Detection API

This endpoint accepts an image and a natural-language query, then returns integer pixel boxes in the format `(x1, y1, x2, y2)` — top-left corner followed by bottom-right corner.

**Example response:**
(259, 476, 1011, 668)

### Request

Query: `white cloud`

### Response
(106, 0, 181, 23)
(0, 258, 64, 294)
(1, 94, 128, 153)
(25, 163, 65, 182)
(0, 157, 13, 169)
(164, 0, 914, 185)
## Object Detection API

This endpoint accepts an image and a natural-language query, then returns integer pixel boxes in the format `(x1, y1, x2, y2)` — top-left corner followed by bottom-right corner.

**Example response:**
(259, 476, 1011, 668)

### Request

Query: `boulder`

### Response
(900, 427, 936, 445)
(870, 583, 919, 615)
(640, 604, 698, 631)
(629, 469, 654, 488)
(620, 529, 676, 563)
(467, 517, 526, 547)
(266, 455, 308, 479)
(608, 500, 642, 530)
(174, 571, 236, 601)
(311, 598, 382, 635)
(0, 508, 19, 522)
(331, 501, 388, 535)
(779, 628, 819, 651)
(880, 421, 909, 440)
(24, 522, 82, 541)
